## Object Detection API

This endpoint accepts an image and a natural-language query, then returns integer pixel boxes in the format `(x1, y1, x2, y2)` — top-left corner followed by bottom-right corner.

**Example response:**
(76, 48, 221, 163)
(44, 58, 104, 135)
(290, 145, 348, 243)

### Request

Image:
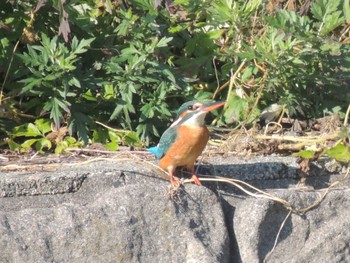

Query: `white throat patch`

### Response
(182, 111, 207, 126)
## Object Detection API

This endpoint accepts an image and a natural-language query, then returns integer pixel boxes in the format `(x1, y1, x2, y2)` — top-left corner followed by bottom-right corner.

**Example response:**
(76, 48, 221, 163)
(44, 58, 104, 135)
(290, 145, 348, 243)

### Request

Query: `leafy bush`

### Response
(0, 0, 349, 153)
(17, 34, 94, 141)
(6, 118, 82, 154)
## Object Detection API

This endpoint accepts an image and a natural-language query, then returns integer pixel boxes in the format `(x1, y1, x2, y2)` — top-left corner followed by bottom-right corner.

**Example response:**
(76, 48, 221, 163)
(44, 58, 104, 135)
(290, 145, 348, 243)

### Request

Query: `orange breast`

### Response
(159, 125, 209, 170)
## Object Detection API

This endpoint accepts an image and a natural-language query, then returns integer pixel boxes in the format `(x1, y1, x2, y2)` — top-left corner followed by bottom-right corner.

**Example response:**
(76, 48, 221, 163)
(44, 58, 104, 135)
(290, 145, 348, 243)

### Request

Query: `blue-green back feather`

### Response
(148, 112, 196, 159)
(148, 125, 178, 159)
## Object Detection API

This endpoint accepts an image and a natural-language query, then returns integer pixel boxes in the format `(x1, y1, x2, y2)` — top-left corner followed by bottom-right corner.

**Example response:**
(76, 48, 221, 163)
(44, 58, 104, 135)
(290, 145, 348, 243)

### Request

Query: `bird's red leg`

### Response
(168, 167, 180, 187)
(188, 165, 202, 186)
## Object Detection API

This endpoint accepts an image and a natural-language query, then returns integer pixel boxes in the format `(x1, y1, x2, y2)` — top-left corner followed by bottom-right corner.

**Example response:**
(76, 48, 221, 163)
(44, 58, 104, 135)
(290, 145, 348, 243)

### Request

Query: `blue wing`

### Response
(148, 125, 178, 159)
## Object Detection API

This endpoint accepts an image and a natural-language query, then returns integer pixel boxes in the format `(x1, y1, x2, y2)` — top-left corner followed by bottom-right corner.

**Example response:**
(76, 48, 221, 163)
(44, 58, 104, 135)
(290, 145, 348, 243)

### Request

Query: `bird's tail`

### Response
(148, 146, 162, 159)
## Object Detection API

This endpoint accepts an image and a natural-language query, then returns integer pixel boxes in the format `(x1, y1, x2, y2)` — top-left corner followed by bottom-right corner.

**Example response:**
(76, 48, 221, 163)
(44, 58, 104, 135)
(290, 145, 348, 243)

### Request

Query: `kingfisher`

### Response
(148, 100, 225, 186)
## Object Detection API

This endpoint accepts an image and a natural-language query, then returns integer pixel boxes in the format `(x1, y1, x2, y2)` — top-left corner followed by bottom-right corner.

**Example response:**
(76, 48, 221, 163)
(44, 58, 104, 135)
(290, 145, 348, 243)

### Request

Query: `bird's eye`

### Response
(188, 105, 193, 110)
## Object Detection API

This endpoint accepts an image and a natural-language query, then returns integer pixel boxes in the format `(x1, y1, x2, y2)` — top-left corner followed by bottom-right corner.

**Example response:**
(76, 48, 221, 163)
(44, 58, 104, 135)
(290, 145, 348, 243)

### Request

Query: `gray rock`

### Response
(200, 155, 300, 180)
(0, 171, 88, 197)
(223, 183, 350, 263)
(271, 190, 350, 263)
(0, 161, 229, 263)
(0, 155, 349, 263)
(201, 155, 350, 263)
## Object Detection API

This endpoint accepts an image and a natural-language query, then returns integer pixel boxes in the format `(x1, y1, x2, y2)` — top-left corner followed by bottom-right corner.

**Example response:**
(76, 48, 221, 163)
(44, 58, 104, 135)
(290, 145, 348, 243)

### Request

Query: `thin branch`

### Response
(0, 40, 20, 104)
(343, 103, 350, 126)
(255, 132, 339, 143)
(263, 209, 292, 262)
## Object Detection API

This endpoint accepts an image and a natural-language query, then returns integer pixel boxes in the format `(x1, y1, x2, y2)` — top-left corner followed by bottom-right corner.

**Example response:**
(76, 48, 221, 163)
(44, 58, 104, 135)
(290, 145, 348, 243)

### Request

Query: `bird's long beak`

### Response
(201, 101, 226, 112)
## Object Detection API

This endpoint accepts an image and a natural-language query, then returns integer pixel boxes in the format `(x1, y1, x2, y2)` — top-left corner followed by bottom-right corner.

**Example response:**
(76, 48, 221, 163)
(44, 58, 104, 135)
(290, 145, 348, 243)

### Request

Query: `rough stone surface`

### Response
(0, 171, 88, 197)
(205, 156, 350, 263)
(201, 155, 300, 180)
(0, 155, 349, 263)
(225, 190, 350, 263)
(0, 161, 229, 263)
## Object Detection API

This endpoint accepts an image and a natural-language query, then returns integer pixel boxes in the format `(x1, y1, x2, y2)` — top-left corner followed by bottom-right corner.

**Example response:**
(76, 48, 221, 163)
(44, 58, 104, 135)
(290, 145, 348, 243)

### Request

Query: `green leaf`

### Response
(110, 99, 128, 120)
(34, 119, 52, 134)
(130, 0, 155, 12)
(208, 0, 237, 23)
(43, 72, 64, 81)
(344, 0, 350, 23)
(103, 84, 115, 100)
(68, 110, 92, 145)
(326, 143, 350, 163)
(104, 131, 120, 151)
(291, 57, 305, 65)
(55, 141, 68, 154)
(115, 18, 133, 36)
(322, 10, 344, 35)
(311, 0, 344, 35)
(156, 37, 173, 48)
(21, 139, 39, 149)
(243, 0, 263, 15)
(124, 131, 142, 147)
(12, 123, 42, 137)
(35, 138, 52, 152)
(93, 128, 110, 144)
(121, 44, 140, 56)
(293, 150, 318, 159)
(44, 98, 66, 128)
(55, 136, 81, 154)
(64, 136, 78, 145)
(311, 0, 324, 20)
(141, 103, 154, 118)
(241, 67, 253, 82)
(82, 90, 98, 101)
(162, 68, 176, 83)
(71, 36, 79, 51)
(224, 95, 250, 124)
(158, 104, 172, 117)
(194, 91, 213, 100)
(8, 140, 22, 151)
(73, 37, 95, 54)
(18, 78, 42, 94)
(68, 76, 81, 88)
(16, 53, 32, 65)
(185, 32, 215, 56)
(207, 30, 225, 40)
(168, 25, 184, 33)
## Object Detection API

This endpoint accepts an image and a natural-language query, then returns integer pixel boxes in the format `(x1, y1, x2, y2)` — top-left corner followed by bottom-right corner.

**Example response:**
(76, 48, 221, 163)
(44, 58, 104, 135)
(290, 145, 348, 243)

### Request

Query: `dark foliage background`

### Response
(0, 0, 349, 153)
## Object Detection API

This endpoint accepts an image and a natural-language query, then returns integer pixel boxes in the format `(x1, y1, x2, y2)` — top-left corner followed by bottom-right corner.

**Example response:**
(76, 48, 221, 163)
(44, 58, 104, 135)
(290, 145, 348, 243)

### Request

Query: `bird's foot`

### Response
(170, 176, 181, 187)
(191, 174, 202, 186)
